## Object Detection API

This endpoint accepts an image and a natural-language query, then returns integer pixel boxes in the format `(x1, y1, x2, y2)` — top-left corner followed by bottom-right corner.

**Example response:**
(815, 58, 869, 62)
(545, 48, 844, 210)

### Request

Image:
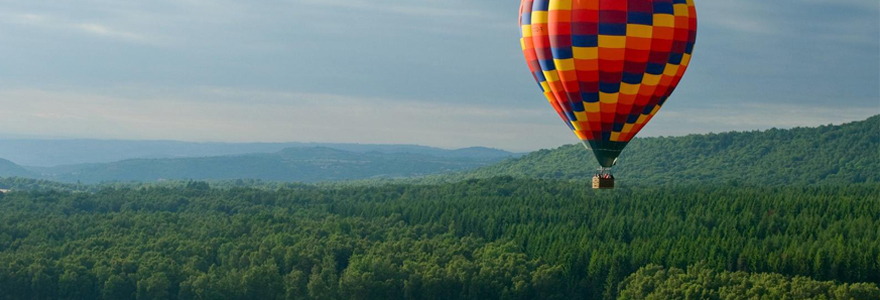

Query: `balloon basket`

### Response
(592, 169, 615, 189)
(592, 176, 615, 189)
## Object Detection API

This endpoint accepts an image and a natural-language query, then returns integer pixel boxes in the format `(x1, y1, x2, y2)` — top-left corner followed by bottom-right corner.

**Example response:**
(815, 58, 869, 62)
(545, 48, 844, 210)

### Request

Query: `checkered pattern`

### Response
(520, 0, 697, 167)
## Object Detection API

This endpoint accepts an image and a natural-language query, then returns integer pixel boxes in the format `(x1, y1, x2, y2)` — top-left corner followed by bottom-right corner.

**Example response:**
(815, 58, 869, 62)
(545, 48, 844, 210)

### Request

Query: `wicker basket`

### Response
(592, 176, 615, 189)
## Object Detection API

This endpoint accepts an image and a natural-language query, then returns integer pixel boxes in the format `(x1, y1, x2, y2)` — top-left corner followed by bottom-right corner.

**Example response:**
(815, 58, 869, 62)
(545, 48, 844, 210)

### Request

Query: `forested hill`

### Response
(0, 159, 35, 178)
(460, 115, 879, 185)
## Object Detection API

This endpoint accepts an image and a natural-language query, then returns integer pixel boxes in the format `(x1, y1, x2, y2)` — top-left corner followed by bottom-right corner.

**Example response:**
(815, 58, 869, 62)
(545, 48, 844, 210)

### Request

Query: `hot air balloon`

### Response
(518, 0, 697, 189)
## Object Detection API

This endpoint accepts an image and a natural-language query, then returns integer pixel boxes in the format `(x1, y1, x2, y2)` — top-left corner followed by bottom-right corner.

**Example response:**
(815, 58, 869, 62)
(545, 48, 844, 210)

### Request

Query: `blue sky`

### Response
(0, 0, 877, 151)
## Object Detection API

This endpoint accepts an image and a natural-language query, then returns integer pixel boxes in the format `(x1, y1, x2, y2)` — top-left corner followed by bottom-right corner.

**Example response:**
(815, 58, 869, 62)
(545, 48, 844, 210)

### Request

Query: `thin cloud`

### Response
(77, 23, 148, 42)
(298, 0, 486, 19)
(2, 12, 164, 45)
(0, 88, 569, 152)
(2, 88, 874, 152)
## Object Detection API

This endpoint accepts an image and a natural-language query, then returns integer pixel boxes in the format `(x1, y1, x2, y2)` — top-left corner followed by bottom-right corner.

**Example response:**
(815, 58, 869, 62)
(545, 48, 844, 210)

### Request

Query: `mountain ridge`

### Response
(0, 139, 516, 167)
(451, 115, 879, 185)
(2, 146, 514, 184)
(1, 116, 876, 185)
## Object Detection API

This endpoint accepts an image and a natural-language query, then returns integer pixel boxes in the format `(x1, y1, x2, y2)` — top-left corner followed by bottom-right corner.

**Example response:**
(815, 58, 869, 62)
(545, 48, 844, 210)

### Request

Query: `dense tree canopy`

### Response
(0, 178, 877, 300)
(618, 264, 879, 300)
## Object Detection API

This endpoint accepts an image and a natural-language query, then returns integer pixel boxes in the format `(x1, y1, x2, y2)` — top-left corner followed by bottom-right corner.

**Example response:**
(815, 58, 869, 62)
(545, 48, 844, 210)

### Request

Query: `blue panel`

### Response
(552, 47, 574, 59)
(642, 105, 655, 114)
(582, 92, 600, 103)
(572, 35, 598, 47)
(538, 59, 556, 71)
(535, 71, 547, 82)
(653, 2, 674, 14)
(622, 72, 644, 84)
(521, 8, 532, 25)
(572, 100, 585, 112)
(613, 122, 625, 131)
(627, 12, 653, 25)
(532, 0, 550, 11)
(645, 63, 665, 75)
(598, 23, 626, 35)
(600, 82, 621, 93)
(626, 114, 639, 123)
(565, 111, 577, 121)
(668, 53, 683, 65)
(685, 42, 695, 54)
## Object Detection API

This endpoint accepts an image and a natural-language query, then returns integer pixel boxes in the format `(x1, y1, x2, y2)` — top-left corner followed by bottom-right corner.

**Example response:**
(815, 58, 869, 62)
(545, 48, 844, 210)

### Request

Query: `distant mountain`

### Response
(4, 117, 876, 186)
(19, 147, 513, 183)
(0, 159, 35, 178)
(456, 115, 880, 185)
(0, 140, 517, 167)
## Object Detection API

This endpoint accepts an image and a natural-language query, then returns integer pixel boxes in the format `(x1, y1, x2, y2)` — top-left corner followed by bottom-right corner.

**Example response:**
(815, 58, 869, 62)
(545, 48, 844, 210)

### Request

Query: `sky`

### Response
(0, 0, 877, 152)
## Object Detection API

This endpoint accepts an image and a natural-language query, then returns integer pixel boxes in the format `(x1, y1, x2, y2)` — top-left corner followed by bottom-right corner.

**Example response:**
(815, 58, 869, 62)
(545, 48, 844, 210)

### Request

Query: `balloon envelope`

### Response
(519, 0, 697, 167)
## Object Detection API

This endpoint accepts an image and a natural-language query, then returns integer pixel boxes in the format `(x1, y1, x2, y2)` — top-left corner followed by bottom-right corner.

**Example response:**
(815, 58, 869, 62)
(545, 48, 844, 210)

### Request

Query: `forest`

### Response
(0, 178, 877, 300)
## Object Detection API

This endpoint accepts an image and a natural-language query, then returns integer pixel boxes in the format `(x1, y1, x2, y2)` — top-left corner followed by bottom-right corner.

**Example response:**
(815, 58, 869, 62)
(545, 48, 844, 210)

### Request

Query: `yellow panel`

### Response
(649, 106, 660, 115)
(654, 14, 675, 27)
(663, 64, 680, 76)
(543, 70, 560, 82)
(575, 111, 588, 120)
(572, 47, 599, 60)
(549, 0, 572, 10)
(643, 74, 662, 85)
(571, 121, 583, 131)
(681, 54, 692, 66)
(521, 25, 532, 37)
(610, 132, 621, 142)
(620, 83, 640, 95)
(636, 114, 649, 124)
(540, 82, 551, 91)
(531, 11, 549, 24)
(520, 39, 526, 50)
(600, 92, 619, 104)
(599, 35, 626, 48)
(584, 102, 600, 113)
(622, 123, 635, 134)
(626, 24, 653, 38)
(674, 4, 689, 16)
(686, 0, 695, 5)
(543, 93, 556, 103)
(672, 3, 690, 17)
(554, 58, 575, 71)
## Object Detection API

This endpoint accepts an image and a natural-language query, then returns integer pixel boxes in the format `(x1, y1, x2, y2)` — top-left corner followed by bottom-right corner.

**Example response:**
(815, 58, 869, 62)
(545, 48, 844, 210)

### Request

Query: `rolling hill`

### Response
(455, 115, 879, 185)
(2, 116, 876, 185)
(0, 139, 516, 167)
(21, 147, 513, 183)
(0, 159, 35, 178)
